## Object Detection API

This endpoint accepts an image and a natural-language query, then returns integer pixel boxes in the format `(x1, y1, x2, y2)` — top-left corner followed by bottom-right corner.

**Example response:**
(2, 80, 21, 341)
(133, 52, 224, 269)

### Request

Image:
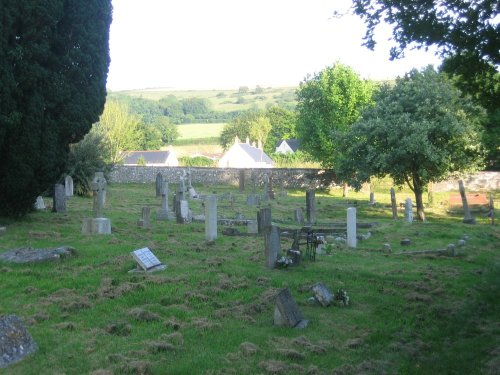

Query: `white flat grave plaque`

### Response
(131, 247, 163, 271)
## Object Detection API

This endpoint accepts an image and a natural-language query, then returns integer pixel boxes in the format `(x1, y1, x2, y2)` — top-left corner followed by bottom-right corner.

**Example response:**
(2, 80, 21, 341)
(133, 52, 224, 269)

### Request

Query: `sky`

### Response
(107, 0, 443, 91)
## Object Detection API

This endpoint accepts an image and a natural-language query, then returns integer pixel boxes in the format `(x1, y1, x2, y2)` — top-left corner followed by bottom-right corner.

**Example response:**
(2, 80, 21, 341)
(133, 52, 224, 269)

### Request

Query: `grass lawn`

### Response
(0, 183, 498, 374)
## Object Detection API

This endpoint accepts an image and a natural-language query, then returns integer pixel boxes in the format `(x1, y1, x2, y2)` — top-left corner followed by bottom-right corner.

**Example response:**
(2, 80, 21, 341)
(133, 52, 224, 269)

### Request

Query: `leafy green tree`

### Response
(219, 111, 263, 150)
(138, 123, 162, 150)
(66, 132, 109, 196)
(0, 0, 111, 216)
(249, 115, 272, 147)
(265, 106, 297, 155)
(238, 86, 250, 94)
(181, 97, 211, 116)
(336, 67, 485, 221)
(155, 116, 179, 145)
(91, 100, 144, 164)
(349, 0, 499, 66)
(296, 63, 374, 168)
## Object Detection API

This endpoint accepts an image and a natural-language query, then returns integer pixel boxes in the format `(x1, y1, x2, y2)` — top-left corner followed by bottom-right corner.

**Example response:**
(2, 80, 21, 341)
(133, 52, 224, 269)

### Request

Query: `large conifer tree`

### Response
(0, 0, 112, 216)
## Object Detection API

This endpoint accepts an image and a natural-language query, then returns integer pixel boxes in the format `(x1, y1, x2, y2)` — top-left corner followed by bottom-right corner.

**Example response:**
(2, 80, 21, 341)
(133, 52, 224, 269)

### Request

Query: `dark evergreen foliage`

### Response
(0, 0, 112, 216)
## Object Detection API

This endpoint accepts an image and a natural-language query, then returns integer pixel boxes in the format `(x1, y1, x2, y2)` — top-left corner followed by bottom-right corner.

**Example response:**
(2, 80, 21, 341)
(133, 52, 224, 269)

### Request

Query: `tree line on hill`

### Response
(1, 0, 498, 217)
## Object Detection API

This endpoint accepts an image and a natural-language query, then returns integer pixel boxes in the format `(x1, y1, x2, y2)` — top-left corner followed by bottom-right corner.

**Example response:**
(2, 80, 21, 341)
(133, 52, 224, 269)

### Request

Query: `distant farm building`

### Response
(275, 139, 300, 154)
(218, 138, 274, 168)
(121, 149, 179, 166)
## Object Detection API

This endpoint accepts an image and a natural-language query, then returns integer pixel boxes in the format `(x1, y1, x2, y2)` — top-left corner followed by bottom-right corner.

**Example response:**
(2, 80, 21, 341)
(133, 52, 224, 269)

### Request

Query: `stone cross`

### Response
(459, 180, 476, 224)
(390, 188, 398, 220)
(306, 190, 316, 225)
(186, 167, 193, 189)
(93, 172, 107, 204)
(404, 198, 413, 223)
(91, 174, 107, 218)
(64, 175, 74, 197)
(53, 184, 66, 213)
(205, 195, 217, 241)
(347, 207, 357, 248)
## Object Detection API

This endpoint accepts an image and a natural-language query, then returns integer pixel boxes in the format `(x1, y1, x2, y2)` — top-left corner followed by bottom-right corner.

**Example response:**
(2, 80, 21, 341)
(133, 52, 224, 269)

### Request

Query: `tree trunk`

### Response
(414, 185, 426, 221)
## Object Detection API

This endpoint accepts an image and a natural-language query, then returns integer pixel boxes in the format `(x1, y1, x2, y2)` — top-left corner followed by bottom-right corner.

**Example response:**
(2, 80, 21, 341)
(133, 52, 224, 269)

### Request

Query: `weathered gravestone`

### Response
(459, 180, 476, 224)
(246, 194, 260, 206)
(306, 190, 316, 225)
(273, 288, 308, 328)
(311, 283, 334, 307)
(390, 188, 398, 220)
(205, 195, 217, 241)
(257, 207, 272, 234)
(279, 181, 287, 198)
(157, 183, 171, 221)
(369, 192, 375, 205)
(265, 225, 280, 269)
(130, 247, 167, 272)
(0, 315, 38, 369)
(64, 175, 74, 197)
(34, 196, 45, 210)
(347, 207, 357, 248)
(176, 200, 191, 224)
(405, 198, 413, 223)
(155, 173, 163, 197)
(293, 208, 304, 225)
(247, 220, 258, 234)
(138, 207, 151, 228)
(52, 184, 66, 213)
(81, 173, 111, 234)
(262, 174, 270, 201)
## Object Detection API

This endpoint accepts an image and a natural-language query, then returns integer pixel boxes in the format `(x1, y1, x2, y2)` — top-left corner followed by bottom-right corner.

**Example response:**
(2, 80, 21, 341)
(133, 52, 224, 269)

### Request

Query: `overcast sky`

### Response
(107, 0, 442, 91)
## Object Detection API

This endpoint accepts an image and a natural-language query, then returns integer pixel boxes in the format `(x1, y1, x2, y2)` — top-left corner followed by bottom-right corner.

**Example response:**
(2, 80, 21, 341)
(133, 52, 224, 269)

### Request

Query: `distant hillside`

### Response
(110, 86, 298, 113)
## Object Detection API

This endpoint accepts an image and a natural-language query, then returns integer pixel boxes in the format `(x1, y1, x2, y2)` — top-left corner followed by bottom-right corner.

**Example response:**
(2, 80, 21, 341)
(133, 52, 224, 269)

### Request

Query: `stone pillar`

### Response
(390, 188, 398, 220)
(405, 198, 413, 223)
(459, 180, 476, 224)
(155, 173, 163, 197)
(306, 190, 316, 225)
(347, 207, 357, 248)
(205, 195, 217, 241)
(53, 184, 66, 213)
(65, 175, 74, 197)
(258, 207, 272, 234)
(265, 225, 280, 269)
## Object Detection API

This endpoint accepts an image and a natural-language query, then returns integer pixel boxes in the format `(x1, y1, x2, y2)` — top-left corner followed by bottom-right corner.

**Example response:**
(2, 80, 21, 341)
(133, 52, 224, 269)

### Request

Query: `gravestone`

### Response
(306, 190, 316, 225)
(264, 225, 280, 269)
(176, 200, 191, 224)
(262, 174, 270, 201)
(390, 188, 398, 220)
(257, 207, 272, 234)
(52, 184, 66, 213)
(64, 175, 74, 197)
(274, 288, 308, 328)
(279, 181, 287, 198)
(239, 169, 245, 192)
(250, 170, 257, 194)
(186, 168, 198, 198)
(0, 315, 38, 369)
(293, 208, 304, 225)
(369, 192, 375, 205)
(205, 195, 217, 241)
(247, 220, 258, 234)
(246, 194, 260, 206)
(82, 173, 111, 234)
(138, 207, 151, 228)
(157, 183, 170, 221)
(34, 196, 45, 210)
(287, 249, 301, 265)
(458, 180, 476, 224)
(347, 207, 357, 248)
(268, 173, 275, 199)
(131, 247, 166, 272)
(404, 198, 413, 223)
(311, 283, 334, 307)
(177, 180, 185, 202)
(155, 173, 163, 197)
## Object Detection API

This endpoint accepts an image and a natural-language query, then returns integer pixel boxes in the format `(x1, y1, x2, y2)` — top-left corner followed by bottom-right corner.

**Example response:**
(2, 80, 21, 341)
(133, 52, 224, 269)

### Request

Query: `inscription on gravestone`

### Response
(131, 247, 163, 271)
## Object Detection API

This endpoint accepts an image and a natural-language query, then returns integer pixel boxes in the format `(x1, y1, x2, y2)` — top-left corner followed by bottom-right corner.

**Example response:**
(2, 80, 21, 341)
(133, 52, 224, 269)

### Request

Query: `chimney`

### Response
(252, 141, 256, 148)
(257, 139, 262, 149)
(246, 136, 250, 144)
(234, 135, 240, 145)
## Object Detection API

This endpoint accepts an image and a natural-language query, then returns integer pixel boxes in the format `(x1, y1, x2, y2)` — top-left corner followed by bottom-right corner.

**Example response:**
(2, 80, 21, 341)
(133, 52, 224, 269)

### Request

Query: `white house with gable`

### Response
(275, 139, 300, 154)
(218, 137, 274, 168)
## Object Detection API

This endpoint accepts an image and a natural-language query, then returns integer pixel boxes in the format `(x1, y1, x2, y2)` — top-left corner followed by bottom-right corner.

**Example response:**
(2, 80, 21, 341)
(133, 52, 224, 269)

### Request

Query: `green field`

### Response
(116, 86, 298, 112)
(0, 183, 498, 374)
(177, 123, 226, 140)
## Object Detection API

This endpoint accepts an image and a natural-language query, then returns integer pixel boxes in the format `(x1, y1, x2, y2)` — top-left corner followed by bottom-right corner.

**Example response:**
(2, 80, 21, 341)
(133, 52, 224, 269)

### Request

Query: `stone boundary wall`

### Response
(108, 166, 340, 189)
(108, 166, 499, 192)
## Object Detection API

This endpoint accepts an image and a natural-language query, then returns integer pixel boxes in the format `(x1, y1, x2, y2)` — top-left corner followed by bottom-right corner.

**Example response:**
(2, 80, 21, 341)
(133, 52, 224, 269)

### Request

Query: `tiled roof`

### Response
(122, 151, 171, 164)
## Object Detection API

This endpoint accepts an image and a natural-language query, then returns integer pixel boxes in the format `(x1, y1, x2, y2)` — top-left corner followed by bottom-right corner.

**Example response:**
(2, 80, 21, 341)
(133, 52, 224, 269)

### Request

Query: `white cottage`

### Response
(218, 138, 273, 168)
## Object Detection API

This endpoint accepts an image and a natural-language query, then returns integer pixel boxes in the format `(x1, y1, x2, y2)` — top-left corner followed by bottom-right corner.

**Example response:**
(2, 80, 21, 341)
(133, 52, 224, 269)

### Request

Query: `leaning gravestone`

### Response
(155, 173, 163, 197)
(311, 283, 334, 307)
(264, 225, 280, 269)
(205, 195, 218, 241)
(52, 184, 66, 213)
(0, 315, 38, 369)
(64, 175, 74, 197)
(458, 180, 476, 224)
(306, 190, 316, 225)
(130, 247, 167, 272)
(274, 288, 308, 328)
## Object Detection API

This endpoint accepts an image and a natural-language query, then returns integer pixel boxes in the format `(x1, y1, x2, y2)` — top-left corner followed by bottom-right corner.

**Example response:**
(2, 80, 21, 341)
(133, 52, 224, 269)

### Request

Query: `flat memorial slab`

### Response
(131, 247, 165, 272)
(0, 315, 38, 368)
